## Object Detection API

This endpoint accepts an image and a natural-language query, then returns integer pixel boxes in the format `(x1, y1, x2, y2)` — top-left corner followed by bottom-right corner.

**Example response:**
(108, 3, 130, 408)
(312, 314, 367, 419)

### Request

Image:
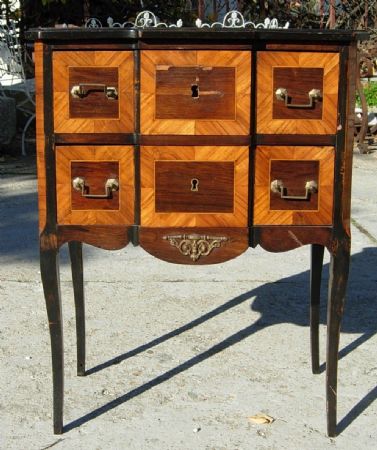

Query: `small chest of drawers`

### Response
(27, 26, 367, 436)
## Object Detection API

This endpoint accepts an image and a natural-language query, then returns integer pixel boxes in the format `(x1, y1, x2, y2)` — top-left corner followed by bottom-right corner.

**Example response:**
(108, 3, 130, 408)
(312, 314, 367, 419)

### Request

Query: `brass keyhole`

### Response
(191, 178, 199, 192)
(191, 84, 199, 99)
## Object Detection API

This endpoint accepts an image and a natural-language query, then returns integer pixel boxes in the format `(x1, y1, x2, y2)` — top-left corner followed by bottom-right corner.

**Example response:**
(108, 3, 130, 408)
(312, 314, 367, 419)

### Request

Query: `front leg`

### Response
(68, 241, 86, 376)
(40, 243, 64, 434)
(326, 239, 350, 437)
(310, 244, 324, 374)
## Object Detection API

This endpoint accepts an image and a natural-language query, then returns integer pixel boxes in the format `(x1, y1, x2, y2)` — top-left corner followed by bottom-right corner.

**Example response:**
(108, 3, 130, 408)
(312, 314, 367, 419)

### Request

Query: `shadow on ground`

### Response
(62, 247, 377, 435)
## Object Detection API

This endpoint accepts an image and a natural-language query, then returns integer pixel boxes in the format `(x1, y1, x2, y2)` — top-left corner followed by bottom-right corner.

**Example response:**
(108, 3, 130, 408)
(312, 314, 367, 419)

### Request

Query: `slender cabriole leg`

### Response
(310, 244, 325, 374)
(326, 240, 350, 437)
(68, 241, 86, 376)
(40, 245, 64, 434)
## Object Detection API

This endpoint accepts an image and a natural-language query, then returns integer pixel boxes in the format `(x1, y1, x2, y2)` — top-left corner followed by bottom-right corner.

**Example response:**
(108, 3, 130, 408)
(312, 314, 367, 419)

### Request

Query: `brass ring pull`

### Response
(70, 83, 118, 100)
(275, 87, 322, 108)
(271, 179, 318, 200)
(72, 177, 119, 198)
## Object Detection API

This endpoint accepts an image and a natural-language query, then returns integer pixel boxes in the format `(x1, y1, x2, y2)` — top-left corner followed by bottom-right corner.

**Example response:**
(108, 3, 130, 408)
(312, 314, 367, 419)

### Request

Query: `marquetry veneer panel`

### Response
(56, 146, 134, 225)
(53, 51, 134, 133)
(257, 52, 339, 134)
(141, 146, 249, 227)
(140, 50, 251, 135)
(253, 146, 334, 225)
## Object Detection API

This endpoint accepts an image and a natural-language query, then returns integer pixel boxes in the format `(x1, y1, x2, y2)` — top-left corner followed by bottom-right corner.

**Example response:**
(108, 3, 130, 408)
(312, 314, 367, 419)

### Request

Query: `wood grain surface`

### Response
(257, 52, 339, 134)
(253, 146, 334, 225)
(53, 51, 134, 133)
(141, 146, 248, 227)
(141, 50, 251, 135)
(56, 146, 134, 225)
(34, 42, 47, 232)
(155, 161, 234, 213)
(140, 227, 249, 264)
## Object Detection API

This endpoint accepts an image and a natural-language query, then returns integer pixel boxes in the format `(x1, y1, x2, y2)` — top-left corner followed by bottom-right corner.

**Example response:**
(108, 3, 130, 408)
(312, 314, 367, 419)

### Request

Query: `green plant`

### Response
(357, 82, 377, 107)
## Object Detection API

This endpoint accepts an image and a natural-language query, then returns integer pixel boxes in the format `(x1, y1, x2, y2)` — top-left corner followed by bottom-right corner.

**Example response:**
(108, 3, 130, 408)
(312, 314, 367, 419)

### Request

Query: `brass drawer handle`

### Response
(275, 87, 322, 108)
(70, 83, 118, 100)
(72, 177, 119, 199)
(271, 179, 318, 200)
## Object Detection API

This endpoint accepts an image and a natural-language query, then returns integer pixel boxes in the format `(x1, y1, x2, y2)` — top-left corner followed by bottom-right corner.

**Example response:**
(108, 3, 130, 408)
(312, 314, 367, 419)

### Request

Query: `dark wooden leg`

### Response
(326, 240, 350, 437)
(40, 245, 64, 434)
(68, 241, 86, 377)
(310, 244, 324, 374)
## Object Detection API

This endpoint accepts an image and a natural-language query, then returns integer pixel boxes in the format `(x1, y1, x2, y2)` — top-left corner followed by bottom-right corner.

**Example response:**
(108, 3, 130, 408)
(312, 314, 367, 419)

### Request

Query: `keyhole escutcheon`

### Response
(191, 178, 199, 192)
(191, 84, 199, 99)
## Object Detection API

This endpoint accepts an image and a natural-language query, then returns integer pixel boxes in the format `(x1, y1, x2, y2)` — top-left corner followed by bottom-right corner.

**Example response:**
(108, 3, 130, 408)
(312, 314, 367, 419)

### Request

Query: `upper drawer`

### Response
(53, 51, 134, 133)
(140, 50, 251, 135)
(257, 52, 339, 135)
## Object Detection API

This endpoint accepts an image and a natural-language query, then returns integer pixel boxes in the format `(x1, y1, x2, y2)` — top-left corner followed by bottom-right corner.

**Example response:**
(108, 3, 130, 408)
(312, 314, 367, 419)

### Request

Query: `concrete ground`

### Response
(0, 151, 376, 450)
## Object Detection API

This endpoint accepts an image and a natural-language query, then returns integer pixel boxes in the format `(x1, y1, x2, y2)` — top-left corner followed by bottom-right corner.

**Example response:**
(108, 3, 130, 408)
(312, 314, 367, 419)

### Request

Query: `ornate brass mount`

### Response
(72, 177, 119, 199)
(275, 87, 322, 109)
(70, 83, 118, 100)
(271, 179, 318, 200)
(163, 234, 228, 262)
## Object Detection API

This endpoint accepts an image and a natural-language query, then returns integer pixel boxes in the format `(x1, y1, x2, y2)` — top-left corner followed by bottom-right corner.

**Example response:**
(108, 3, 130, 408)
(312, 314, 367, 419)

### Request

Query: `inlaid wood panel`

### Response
(140, 50, 251, 135)
(56, 146, 134, 225)
(53, 51, 134, 133)
(269, 160, 319, 210)
(141, 146, 249, 227)
(257, 52, 339, 134)
(155, 161, 234, 213)
(254, 146, 334, 225)
(70, 161, 120, 210)
(34, 42, 47, 232)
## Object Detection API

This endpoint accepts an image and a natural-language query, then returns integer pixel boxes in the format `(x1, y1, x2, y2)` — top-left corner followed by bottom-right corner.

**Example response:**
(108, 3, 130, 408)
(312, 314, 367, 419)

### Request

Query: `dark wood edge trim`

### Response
(140, 135, 251, 146)
(138, 42, 253, 50)
(42, 44, 57, 237)
(26, 28, 368, 43)
(57, 225, 130, 250)
(253, 226, 333, 252)
(264, 43, 342, 52)
(54, 133, 137, 145)
(134, 48, 141, 241)
(255, 135, 336, 146)
(333, 46, 349, 232)
(50, 43, 138, 50)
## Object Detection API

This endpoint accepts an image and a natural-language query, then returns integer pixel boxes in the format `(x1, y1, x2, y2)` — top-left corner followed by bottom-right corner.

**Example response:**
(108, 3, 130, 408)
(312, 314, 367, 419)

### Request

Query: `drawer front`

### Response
(155, 161, 234, 213)
(254, 146, 334, 225)
(257, 52, 339, 134)
(53, 51, 134, 133)
(141, 51, 251, 135)
(141, 146, 248, 227)
(56, 146, 134, 225)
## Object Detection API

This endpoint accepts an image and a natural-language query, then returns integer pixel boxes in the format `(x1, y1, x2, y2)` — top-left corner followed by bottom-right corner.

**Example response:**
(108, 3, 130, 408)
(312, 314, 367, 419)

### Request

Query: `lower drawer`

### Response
(253, 146, 334, 225)
(56, 146, 134, 225)
(140, 146, 249, 227)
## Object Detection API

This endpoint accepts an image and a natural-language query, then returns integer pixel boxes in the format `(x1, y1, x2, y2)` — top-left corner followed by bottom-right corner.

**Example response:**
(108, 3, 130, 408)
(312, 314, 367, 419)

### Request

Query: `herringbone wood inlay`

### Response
(257, 52, 339, 134)
(254, 146, 334, 225)
(53, 51, 134, 133)
(141, 146, 248, 227)
(140, 51, 251, 135)
(56, 146, 134, 225)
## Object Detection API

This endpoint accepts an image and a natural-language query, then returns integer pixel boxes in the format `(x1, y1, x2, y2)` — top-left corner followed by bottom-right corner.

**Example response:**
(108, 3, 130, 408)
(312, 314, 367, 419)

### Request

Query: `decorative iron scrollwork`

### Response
(163, 234, 228, 262)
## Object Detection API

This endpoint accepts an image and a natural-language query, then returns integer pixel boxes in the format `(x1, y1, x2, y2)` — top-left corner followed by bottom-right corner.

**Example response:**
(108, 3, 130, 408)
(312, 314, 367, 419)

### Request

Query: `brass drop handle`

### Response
(275, 87, 322, 108)
(72, 177, 119, 198)
(271, 179, 318, 200)
(70, 83, 118, 100)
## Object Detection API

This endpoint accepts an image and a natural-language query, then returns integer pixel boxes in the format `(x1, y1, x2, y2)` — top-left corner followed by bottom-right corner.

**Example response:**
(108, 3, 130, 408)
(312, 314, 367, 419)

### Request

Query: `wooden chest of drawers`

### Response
(27, 26, 367, 436)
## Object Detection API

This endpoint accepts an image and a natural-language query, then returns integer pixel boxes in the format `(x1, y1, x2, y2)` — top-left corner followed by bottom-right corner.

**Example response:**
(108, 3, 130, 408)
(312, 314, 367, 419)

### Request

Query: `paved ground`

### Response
(0, 151, 376, 450)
